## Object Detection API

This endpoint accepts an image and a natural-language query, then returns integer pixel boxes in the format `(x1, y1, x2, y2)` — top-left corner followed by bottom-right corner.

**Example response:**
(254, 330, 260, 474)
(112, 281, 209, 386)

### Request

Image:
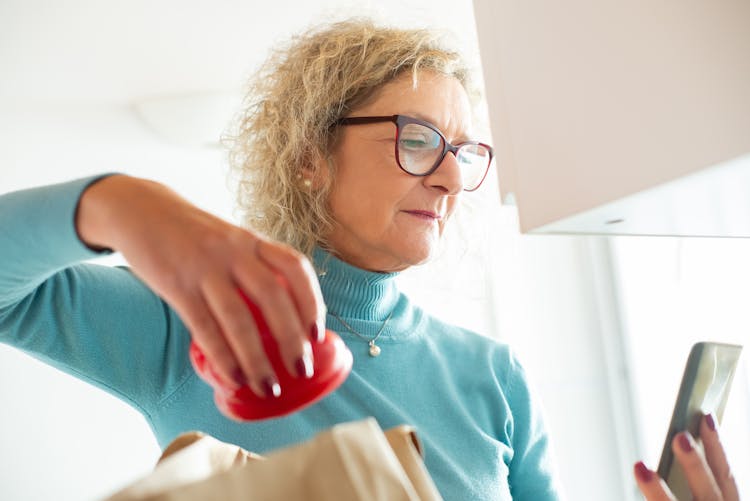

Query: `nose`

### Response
(424, 152, 463, 195)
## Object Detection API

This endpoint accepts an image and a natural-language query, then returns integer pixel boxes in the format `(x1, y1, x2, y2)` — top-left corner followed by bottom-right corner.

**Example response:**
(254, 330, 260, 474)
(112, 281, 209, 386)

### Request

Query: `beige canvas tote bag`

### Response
(105, 418, 443, 501)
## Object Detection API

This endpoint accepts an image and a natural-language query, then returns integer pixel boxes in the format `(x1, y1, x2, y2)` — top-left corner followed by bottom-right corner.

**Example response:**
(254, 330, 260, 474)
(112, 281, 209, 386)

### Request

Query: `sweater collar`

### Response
(313, 247, 400, 321)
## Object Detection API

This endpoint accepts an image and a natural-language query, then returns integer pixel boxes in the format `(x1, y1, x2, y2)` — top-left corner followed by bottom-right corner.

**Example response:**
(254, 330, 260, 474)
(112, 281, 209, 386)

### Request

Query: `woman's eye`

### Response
(400, 135, 438, 149)
(400, 138, 428, 148)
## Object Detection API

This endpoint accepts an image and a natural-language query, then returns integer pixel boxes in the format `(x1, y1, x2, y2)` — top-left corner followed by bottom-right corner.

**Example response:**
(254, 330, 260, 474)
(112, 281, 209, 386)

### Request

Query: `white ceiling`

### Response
(0, 0, 482, 106)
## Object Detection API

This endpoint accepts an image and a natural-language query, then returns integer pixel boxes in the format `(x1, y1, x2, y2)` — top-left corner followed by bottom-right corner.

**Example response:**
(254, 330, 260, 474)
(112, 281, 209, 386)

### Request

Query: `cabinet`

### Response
(474, 0, 750, 236)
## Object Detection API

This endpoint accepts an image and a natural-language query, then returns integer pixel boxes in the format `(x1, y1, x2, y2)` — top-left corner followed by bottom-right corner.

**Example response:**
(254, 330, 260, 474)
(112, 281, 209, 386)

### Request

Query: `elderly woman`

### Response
(0, 19, 739, 501)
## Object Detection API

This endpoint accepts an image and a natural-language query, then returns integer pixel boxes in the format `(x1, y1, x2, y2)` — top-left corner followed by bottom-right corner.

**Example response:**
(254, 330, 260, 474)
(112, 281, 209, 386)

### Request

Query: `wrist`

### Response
(74, 174, 133, 251)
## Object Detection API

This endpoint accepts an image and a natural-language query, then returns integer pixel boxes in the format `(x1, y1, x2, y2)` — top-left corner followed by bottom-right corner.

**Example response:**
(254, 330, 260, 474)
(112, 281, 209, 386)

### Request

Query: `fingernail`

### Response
(678, 432, 693, 452)
(705, 413, 717, 432)
(634, 461, 653, 483)
(295, 353, 314, 379)
(262, 377, 281, 398)
(232, 368, 247, 387)
(311, 322, 325, 343)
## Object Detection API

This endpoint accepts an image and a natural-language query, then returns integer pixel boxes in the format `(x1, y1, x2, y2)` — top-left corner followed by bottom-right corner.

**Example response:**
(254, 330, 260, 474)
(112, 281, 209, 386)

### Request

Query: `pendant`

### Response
(368, 340, 381, 357)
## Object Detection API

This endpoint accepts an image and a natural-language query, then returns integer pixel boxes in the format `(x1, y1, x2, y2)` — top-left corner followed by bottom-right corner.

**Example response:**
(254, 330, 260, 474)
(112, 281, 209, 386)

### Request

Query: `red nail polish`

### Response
(310, 323, 322, 343)
(678, 432, 693, 452)
(634, 461, 653, 483)
(705, 413, 717, 432)
(261, 377, 281, 399)
(232, 368, 247, 387)
(295, 355, 314, 379)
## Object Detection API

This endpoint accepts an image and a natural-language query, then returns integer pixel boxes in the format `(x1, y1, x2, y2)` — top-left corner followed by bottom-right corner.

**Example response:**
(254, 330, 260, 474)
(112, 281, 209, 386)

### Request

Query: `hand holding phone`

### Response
(658, 342, 742, 498)
(634, 342, 743, 501)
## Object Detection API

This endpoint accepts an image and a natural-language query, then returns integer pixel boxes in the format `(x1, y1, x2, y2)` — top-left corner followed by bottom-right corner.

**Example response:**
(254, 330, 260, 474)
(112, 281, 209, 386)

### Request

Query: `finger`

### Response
(201, 274, 281, 400)
(633, 461, 677, 501)
(175, 294, 243, 390)
(701, 413, 740, 501)
(672, 431, 722, 500)
(233, 250, 313, 380)
(253, 239, 326, 343)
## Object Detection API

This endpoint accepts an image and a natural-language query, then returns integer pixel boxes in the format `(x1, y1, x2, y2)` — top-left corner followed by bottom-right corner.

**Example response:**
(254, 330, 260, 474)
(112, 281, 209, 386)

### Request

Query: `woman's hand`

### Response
(634, 413, 739, 501)
(76, 175, 326, 399)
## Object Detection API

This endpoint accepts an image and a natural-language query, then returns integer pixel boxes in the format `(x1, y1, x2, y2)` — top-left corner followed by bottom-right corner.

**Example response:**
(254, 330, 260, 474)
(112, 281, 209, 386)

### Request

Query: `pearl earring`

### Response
(295, 172, 312, 188)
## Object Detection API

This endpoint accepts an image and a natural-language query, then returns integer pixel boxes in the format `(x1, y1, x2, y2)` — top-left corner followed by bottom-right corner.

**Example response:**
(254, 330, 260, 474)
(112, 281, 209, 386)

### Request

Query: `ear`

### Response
(302, 151, 331, 190)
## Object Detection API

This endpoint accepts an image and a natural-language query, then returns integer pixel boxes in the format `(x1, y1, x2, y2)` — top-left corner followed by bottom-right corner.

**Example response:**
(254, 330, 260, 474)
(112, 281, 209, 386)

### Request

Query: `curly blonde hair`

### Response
(226, 18, 473, 257)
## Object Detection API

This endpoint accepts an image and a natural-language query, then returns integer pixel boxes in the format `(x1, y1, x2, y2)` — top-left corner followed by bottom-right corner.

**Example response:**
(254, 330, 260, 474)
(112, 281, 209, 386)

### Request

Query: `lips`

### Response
(404, 210, 442, 220)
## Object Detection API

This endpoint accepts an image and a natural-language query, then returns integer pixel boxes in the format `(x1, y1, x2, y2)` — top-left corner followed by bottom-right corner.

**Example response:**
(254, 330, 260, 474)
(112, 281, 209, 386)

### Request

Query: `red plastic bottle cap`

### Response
(190, 289, 352, 421)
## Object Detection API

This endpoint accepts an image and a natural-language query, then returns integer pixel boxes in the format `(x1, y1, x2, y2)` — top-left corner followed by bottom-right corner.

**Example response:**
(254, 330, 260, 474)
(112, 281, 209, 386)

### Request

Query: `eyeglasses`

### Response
(335, 114, 494, 192)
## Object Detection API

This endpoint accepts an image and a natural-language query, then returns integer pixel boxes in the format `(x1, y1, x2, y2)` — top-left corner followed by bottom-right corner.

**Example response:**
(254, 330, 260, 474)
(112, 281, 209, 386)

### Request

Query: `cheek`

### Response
(332, 168, 411, 220)
(441, 198, 460, 228)
(328, 174, 392, 232)
(332, 146, 389, 197)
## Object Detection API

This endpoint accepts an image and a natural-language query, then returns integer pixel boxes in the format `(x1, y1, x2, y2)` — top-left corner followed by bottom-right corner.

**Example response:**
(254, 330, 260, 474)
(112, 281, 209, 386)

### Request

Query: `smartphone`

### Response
(657, 342, 743, 500)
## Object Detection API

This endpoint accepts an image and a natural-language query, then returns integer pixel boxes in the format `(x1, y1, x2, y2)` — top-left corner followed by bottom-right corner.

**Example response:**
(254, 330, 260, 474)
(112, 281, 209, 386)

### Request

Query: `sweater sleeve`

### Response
(0, 176, 193, 418)
(505, 351, 565, 500)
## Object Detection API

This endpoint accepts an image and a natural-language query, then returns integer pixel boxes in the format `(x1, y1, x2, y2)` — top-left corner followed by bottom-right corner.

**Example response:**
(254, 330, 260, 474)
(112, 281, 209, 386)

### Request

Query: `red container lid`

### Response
(190, 290, 352, 421)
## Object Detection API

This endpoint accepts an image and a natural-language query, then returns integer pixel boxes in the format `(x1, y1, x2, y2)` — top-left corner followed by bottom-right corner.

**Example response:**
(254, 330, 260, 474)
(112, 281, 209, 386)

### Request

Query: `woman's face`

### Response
(324, 71, 474, 273)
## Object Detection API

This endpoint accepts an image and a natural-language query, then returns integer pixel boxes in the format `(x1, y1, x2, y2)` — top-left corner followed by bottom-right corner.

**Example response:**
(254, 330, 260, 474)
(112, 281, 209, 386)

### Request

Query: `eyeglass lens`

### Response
(398, 122, 491, 190)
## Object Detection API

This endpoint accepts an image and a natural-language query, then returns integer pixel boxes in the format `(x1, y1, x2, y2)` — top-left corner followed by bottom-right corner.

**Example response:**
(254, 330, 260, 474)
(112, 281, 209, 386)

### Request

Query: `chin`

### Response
(393, 241, 439, 269)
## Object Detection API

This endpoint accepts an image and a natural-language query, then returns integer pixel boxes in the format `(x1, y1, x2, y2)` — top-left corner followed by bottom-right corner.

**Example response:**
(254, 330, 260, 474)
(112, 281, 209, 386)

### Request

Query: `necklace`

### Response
(329, 310, 393, 357)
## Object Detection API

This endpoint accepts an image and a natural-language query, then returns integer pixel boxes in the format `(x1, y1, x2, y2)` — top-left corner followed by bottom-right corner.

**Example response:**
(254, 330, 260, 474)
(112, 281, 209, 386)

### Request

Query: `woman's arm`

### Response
(1, 174, 326, 401)
(0, 175, 115, 309)
(504, 352, 565, 500)
(73, 174, 325, 397)
(0, 176, 185, 414)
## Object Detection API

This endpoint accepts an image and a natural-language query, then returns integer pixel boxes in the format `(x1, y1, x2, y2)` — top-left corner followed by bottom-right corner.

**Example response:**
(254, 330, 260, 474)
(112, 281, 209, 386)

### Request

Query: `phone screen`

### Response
(656, 342, 743, 499)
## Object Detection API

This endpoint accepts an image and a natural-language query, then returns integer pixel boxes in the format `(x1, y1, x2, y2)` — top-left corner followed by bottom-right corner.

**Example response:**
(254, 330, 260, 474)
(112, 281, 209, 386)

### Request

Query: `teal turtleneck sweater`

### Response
(0, 176, 562, 500)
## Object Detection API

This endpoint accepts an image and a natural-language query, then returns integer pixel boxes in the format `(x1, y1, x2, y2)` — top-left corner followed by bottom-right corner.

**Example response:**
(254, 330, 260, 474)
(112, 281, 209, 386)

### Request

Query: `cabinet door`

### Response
(474, 0, 750, 237)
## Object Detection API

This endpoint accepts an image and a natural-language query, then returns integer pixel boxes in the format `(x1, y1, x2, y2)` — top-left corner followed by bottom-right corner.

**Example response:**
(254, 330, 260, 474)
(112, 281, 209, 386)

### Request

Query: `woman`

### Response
(0, 19, 738, 500)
